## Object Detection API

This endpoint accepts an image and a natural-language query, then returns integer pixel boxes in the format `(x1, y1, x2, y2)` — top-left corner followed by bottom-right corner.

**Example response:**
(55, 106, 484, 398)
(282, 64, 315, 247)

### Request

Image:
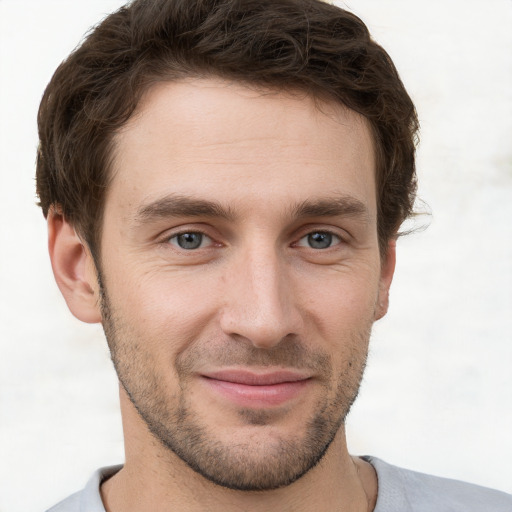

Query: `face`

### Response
(98, 78, 393, 490)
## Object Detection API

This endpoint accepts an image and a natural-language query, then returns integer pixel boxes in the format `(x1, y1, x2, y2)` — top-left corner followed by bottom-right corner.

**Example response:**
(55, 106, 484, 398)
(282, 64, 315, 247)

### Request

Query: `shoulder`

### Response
(364, 456, 512, 512)
(46, 491, 81, 512)
(45, 465, 122, 512)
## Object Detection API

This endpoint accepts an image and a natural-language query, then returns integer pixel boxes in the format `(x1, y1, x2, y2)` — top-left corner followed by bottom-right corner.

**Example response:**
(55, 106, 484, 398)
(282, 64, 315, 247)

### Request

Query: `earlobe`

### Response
(374, 239, 396, 321)
(48, 207, 102, 323)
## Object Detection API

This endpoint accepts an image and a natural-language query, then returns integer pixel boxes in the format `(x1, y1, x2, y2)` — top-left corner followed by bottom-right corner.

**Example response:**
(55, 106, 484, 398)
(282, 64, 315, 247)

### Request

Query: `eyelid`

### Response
(168, 231, 214, 250)
(292, 225, 349, 246)
(295, 231, 342, 248)
(158, 224, 221, 248)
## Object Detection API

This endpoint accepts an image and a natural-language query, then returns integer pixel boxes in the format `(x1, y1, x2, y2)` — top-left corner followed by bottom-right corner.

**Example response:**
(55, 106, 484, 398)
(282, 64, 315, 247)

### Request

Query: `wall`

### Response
(0, 0, 510, 509)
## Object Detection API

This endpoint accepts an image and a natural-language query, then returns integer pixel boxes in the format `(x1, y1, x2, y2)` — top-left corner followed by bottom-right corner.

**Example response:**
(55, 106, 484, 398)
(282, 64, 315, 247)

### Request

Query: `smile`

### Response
(200, 370, 312, 407)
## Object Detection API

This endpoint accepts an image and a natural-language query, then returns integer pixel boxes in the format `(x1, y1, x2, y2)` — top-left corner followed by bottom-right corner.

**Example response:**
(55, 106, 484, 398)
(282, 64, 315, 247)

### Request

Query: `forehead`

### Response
(108, 78, 376, 221)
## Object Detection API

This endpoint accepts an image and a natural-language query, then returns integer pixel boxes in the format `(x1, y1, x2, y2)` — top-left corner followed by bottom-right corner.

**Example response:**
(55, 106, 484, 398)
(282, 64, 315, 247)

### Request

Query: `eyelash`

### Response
(294, 230, 343, 250)
(164, 228, 346, 252)
(167, 231, 215, 250)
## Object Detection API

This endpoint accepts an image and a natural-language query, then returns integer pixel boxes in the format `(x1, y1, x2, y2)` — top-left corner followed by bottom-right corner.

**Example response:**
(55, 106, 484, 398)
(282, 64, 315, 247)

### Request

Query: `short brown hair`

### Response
(36, 0, 418, 259)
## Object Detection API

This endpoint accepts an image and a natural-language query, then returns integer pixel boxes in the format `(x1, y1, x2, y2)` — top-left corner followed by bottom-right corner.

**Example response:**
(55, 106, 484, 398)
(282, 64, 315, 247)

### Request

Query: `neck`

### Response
(101, 389, 376, 512)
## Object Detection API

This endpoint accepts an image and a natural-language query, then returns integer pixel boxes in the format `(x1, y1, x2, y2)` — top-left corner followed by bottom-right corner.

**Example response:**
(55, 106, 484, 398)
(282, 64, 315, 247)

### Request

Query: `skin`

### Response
(49, 78, 395, 511)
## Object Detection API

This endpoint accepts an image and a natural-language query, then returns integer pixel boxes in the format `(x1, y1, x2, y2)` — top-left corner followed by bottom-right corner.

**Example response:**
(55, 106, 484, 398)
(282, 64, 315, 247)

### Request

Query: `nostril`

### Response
(218, 253, 301, 346)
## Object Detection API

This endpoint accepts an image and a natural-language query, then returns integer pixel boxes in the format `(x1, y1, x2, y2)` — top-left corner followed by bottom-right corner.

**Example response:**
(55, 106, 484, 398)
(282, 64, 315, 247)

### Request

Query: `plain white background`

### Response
(0, 1, 511, 510)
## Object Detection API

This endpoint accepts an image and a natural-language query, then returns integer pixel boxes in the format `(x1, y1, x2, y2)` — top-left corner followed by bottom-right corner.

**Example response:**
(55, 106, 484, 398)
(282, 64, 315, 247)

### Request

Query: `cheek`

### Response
(105, 264, 223, 348)
(298, 267, 380, 340)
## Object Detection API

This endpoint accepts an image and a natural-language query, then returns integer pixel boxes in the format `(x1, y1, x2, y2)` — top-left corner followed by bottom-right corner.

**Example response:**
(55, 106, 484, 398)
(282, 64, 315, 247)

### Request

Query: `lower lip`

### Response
(202, 377, 310, 407)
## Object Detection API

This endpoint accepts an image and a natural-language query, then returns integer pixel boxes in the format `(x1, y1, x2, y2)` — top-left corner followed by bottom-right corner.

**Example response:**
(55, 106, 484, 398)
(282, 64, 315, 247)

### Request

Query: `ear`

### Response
(47, 207, 102, 323)
(374, 239, 396, 321)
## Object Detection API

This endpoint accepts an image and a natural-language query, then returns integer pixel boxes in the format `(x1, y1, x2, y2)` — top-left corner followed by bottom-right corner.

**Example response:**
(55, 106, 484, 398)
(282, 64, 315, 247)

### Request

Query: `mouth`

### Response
(200, 369, 312, 407)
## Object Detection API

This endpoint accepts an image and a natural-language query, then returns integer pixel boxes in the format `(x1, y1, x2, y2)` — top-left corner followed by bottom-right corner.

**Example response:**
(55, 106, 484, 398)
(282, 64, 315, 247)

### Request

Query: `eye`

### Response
(169, 232, 212, 250)
(296, 231, 341, 249)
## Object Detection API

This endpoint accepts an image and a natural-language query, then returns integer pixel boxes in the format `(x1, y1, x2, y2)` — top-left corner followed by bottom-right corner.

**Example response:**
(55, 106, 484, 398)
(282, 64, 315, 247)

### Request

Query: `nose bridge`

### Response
(220, 239, 299, 348)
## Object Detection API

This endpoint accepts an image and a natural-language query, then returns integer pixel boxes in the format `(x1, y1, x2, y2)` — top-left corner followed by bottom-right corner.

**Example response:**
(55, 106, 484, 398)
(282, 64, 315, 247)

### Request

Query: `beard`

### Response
(99, 278, 371, 491)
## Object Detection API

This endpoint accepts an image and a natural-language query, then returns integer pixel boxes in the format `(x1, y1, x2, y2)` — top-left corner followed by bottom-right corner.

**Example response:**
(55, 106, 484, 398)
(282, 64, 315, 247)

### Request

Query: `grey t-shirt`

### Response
(46, 457, 512, 511)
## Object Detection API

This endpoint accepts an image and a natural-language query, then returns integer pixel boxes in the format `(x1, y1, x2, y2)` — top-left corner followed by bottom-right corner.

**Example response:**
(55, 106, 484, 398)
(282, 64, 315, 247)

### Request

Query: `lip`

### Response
(200, 369, 312, 407)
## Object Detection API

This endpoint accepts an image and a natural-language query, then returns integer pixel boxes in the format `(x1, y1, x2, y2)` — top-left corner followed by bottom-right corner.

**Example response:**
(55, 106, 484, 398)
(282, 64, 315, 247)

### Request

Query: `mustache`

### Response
(175, 336, 332, 376)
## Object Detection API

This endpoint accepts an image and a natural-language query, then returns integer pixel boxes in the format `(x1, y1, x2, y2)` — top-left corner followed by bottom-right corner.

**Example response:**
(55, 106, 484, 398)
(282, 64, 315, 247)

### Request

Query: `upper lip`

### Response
(202, 369, 311, 386)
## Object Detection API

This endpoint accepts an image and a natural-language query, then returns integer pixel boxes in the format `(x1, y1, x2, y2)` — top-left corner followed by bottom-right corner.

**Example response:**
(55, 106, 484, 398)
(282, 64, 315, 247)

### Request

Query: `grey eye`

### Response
(308, 232, 332, 249)
(297, 231, 340, 249)
(170, 232, 209, 250)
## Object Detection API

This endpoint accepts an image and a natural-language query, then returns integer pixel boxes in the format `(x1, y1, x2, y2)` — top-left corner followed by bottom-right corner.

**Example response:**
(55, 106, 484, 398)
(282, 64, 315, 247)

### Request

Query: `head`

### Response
(38, 0, 418, 492)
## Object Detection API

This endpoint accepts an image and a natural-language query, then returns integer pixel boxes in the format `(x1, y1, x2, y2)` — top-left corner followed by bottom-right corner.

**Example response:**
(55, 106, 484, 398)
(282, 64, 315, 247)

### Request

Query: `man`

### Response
(36, 0, 511, 510)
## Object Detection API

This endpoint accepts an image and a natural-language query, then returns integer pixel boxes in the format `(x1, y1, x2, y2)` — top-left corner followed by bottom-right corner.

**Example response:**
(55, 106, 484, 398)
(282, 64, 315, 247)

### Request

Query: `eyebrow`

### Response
(134, 193, 370, 225)
(291, 196, 370, 223)
(135, 195, 235, 224)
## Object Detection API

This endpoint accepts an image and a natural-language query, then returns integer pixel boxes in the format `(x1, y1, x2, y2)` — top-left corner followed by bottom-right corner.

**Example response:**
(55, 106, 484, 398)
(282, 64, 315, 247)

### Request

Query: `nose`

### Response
(219, 245, 303, 349)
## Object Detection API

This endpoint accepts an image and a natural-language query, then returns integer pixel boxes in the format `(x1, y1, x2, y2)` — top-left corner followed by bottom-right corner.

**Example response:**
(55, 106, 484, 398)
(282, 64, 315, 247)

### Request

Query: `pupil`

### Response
(178, 233, 202, 249)
(308, 232, 332, 249)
